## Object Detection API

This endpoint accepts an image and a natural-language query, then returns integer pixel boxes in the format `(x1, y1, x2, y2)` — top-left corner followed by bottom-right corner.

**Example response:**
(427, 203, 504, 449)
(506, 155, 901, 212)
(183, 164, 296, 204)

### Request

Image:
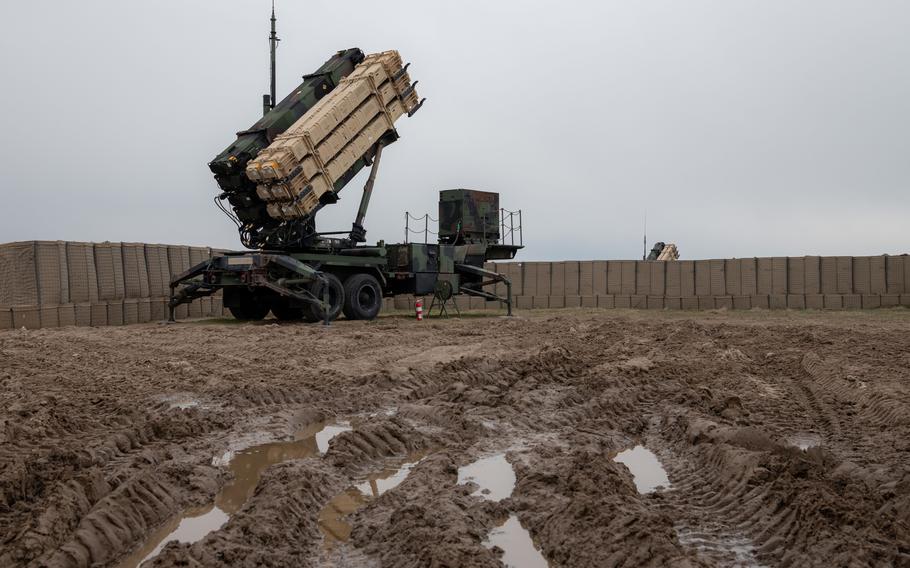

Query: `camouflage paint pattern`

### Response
(208, 48, 365, 248)
(438, 189, 500, 245)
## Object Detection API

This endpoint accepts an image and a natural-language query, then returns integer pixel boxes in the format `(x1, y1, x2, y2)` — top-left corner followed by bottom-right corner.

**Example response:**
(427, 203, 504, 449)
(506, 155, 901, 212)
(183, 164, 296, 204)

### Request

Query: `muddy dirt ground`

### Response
(2, 308, 910, 567)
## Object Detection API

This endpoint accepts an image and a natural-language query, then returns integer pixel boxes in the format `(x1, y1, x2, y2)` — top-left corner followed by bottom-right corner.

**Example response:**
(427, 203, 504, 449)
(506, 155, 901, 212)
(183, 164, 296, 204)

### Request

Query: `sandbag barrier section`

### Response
(0, 241, 227, 330)
(2, 248, 909, 330)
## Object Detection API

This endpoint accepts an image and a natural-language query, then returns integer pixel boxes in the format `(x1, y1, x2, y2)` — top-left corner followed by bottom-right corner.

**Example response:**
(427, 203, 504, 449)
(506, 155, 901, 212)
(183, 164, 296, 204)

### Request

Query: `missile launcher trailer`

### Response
(169, 188, 521, 323)
(170, 46, 521, 323)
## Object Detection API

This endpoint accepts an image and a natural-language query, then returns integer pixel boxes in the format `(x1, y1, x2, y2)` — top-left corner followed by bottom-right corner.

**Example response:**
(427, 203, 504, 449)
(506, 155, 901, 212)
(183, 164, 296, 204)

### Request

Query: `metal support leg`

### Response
(168, 285, 176, 322)
(505, 279, 513, 316)
(322, 275, 330, 327)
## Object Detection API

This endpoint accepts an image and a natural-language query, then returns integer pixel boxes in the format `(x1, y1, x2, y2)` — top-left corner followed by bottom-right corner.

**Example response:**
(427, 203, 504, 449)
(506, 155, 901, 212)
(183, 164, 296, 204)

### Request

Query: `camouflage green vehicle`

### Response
(169, 48, 521, 323)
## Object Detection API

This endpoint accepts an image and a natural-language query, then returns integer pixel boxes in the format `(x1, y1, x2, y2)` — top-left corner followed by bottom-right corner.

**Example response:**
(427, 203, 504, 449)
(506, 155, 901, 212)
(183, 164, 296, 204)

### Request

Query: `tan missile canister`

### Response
(245, 50, 420, 221)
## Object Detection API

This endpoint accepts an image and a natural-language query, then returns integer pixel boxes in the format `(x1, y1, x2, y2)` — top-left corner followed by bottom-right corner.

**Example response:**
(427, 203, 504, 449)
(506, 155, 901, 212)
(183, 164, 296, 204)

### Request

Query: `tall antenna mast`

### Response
(263, 1, 280, 115)
(642, 210, 647, 260)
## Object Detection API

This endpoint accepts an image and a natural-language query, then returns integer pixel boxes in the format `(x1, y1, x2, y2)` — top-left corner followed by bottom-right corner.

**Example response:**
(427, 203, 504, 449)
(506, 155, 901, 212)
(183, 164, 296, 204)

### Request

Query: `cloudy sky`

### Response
(0, 1, 907, 260)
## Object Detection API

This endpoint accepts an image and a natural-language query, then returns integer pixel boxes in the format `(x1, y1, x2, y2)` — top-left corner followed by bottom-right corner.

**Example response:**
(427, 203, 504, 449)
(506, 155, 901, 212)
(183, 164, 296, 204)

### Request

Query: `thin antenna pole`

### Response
(269, 1, 279, 110)
(643, 210, 647, 260)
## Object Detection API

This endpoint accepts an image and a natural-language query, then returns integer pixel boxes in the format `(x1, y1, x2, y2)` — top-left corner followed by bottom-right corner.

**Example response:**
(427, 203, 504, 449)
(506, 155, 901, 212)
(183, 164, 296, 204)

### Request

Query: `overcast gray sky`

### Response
(0, 1, 907, 260)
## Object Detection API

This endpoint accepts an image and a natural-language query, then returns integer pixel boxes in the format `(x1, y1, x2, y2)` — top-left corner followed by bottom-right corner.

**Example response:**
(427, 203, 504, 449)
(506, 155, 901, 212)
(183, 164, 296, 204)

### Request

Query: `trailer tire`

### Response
(225, 288, 270, 321)
(270, 298, 305, 321)
(342, 273, 383, 320)
(307, 273, 344, 322)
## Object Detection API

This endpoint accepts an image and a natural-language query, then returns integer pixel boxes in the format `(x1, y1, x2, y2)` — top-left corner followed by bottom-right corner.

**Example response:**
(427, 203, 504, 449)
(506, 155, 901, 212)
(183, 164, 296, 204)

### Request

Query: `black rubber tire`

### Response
(270, 297, 305, 321)
(225, 288, 270, 321)
(306, 273, 344, 322)
(342, 273, 383, 321)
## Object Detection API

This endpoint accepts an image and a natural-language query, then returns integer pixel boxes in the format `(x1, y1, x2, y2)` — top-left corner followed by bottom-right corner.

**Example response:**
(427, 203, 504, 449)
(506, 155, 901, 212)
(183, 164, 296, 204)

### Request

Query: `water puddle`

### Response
(484, 514, 549, 568)
(786, 433, 822, 450)
(319, 453, 426, 547)
(315, 423, 353, 453)
(457, 453, 516, 501)
(160, 393, 204, 410)
(368, 407, 398, 418)
(458, 453, 549, 567)
(613, 445, 670, 493)
(119, 421, 351, 568)
(676, 527, 767, 567)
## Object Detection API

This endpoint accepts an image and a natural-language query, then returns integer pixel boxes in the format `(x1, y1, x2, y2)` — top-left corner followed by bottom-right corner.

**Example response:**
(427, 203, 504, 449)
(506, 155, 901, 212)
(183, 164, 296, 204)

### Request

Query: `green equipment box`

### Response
(438, 189, 500, 245)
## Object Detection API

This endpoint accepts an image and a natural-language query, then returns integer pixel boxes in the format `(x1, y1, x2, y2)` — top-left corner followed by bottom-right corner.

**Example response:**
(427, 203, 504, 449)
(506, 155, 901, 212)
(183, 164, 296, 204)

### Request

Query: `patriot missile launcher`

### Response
(169, 11, 521, 324)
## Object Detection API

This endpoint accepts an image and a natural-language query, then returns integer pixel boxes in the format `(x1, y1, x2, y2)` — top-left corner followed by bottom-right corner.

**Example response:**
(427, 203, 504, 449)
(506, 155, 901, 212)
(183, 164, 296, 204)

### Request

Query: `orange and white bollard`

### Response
(415, 298, 423, 321)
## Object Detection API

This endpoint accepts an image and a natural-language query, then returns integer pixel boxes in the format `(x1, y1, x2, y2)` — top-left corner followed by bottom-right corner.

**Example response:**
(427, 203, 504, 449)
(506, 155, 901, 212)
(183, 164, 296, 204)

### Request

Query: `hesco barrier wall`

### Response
(474, 257, 910, 312)
(1, 242, 908, 330)
(0, 241, 227, 330)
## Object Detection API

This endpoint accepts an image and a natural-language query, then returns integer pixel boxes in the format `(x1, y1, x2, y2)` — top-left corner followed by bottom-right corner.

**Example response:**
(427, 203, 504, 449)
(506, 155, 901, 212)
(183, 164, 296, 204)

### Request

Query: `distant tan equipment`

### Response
(246, 50, 420, 221)
(647, 242, 679, 261)
(657, 243, 679, 260)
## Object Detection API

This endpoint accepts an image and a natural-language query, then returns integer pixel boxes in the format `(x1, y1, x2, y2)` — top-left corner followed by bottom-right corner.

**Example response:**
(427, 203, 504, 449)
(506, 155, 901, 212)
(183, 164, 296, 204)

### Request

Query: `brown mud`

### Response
(2, 308, 910, 567)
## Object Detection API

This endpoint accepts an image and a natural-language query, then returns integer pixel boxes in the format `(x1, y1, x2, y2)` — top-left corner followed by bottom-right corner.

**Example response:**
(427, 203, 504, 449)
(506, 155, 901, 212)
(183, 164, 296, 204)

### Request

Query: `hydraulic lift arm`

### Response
(349, 142, 384, 244)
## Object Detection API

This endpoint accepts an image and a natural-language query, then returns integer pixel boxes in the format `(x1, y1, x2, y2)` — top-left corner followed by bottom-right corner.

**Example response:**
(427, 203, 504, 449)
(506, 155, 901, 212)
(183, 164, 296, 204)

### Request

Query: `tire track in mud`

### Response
(0, 406, 230, 567)
(656, 412, 908, 567)
(0, 334, 499, 567)
(657, 439, 768, 567)
(328, 418, 431, 474)
(355, 333, 702, 566)
(588, 322, 910, 567)
(800, 351, 910, 432)
(346, 452, 510, 568)
(508, 442, 706, 567)
(38, 472, 193, 567)
(772, 349, 910, 473)
(779, 353, 843, 446)
(340, 317, 910, 568)
(141, 415, 440, 568)
(3, 312, 910, 567)
(148, 460, 344, 568)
